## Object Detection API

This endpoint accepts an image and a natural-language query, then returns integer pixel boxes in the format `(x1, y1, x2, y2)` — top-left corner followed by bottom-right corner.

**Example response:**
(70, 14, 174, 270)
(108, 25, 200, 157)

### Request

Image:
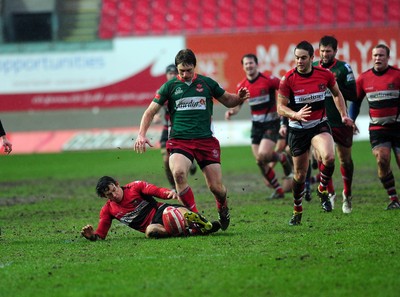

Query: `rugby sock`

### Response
(379, 171, 398, 201)
(179, 186, 198, 212)
(341, 162, 354, 197)
(327, 178, 335, 195)
(318, 163, 334, 192)
(215, 192, 228, 210)
(265, 167, 281, 190)
(305, 160, 311, 191)
(292, 179, 304, 213)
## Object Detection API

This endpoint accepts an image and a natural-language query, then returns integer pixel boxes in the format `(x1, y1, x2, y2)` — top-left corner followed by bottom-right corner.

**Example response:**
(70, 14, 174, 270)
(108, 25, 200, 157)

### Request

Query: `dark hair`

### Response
(175, 49, 197, 68)
(319, 35, 338, 51)
(241, 53, 258, 65)
(96, 176, 117, 197)
(374, 44, 390, 56)
(165, 64, 178, 74)
(295, 40, 314, 57)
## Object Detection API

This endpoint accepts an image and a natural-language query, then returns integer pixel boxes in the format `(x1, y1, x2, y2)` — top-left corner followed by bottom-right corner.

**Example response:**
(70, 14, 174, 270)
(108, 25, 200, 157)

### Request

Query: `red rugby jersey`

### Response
(95, 181, 172, 238)
(236, 72, 280, 123)
(279, 67, 336, 129)
(356, 66, 400, 131)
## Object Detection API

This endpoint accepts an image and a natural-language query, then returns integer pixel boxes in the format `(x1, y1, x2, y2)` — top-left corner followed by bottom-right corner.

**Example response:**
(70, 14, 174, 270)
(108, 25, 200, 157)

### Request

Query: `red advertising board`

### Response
(187, 27, 400, 92)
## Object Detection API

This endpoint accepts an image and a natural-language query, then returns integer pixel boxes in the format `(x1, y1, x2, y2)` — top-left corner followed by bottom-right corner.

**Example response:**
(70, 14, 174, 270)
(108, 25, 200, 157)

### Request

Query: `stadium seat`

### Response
(352, 0, 369, 24)
(116, 14, 133, 36)
(336, 0, 352, 25)
(267, 0, 284, 28)
(286, 3, 302, 27)
(302, 1, 318, 26)
(318, 1, 335, 26)
(251, 1, 268, 29)
(387, 0, 400, 25)
(235, 7, 251, 30)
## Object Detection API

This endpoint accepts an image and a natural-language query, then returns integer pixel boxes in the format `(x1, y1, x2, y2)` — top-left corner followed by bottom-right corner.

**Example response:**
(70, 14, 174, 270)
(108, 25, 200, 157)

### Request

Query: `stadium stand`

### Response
(98, 0, 400, 39)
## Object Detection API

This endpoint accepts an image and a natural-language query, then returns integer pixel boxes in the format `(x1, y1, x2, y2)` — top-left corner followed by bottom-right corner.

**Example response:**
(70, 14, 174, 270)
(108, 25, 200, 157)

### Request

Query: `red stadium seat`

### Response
(387, 0, 400, 24)
(352, 0, 369, 24)
(336, 0, 352, 25)
(286, 3, 302, 27)
(235, 7, 251, 30)
(318, 1, 335, 26)
(267, 0, 284, 28)
(302, 1, 318, 26)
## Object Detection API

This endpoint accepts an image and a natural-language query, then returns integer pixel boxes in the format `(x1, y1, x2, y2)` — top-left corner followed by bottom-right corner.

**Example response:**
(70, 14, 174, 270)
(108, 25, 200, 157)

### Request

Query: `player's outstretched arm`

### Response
(134, 102, 161, 153)
(217, 87, 250, 108)
(81, 225, 102, 241)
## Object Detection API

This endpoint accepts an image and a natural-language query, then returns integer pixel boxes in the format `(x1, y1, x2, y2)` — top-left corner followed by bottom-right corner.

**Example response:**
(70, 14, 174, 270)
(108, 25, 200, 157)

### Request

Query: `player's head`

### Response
(241, 53, 258, 65)
(319, 36, 338, 51)
(96, 176, 124, 202)
(372, 44, 390, 72)
(175, 49, 196, 68)
(175, 49, 196, 82)
(165, 64, 178, 81)
(96, 176, 117, 197)
(241, 53, 259, 78)
(318, 36, 338, 65)
(294, 41, 314, 74)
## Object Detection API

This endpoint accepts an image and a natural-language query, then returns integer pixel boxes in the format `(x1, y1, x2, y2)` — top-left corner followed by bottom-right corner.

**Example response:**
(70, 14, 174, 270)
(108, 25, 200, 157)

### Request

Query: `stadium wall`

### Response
(1, 27, 398, 154)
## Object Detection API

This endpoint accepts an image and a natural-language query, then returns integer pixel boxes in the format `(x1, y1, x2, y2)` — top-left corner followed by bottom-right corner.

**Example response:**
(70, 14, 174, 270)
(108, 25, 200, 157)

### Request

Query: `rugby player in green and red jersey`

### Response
(307, 36, 357, 214)
(134, 49, 250, 231)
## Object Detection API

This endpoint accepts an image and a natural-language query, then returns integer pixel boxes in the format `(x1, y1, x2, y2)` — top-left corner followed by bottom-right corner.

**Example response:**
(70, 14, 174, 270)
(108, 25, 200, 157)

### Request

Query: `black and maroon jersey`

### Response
(95, 181, 172, 238)
(356, 66, 400, 131)
(236, 72, 280, 123)
(279, 66, 336, 129)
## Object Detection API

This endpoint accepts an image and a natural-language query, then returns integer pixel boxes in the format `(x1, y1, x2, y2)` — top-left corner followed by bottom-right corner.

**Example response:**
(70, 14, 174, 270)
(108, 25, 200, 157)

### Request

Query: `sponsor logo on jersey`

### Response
(347, 73, 355, 82)
(318, 84, 327, 92)
(175, 97, 206, 111)
(248, 94, 270, 105)
(367, 90, 399, 101)
(174, 87, 184, 96)
(196, 84, 204, 92)
(294, 91, 325, 104)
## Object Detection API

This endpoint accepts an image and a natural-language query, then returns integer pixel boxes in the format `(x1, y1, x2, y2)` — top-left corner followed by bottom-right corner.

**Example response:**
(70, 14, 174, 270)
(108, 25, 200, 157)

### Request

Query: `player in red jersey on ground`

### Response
(350, 44, 400, 210)
(277, 41, 353, 225)
(81, 176, 220, 240)
(225, 53, 292, 199)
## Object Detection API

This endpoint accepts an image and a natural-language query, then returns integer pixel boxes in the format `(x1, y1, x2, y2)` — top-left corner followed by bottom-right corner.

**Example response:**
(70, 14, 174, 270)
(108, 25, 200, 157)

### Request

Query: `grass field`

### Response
(0, 141, 399, 297)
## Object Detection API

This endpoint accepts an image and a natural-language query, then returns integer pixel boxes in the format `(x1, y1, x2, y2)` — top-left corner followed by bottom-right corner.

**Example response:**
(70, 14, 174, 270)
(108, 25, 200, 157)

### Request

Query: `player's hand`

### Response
(166, 190, 179, 200)
(134, 135, 153, 153)
(2, 137, 12, 154)
(225, 109, 235, 120)
(352, 122, 360, 135)
(293, 104, 311, 121)
(342, 116, 354, 128)
(279, 125, 287, 137)
(81, 225, 95, 239)
(237, 87, 250, 102)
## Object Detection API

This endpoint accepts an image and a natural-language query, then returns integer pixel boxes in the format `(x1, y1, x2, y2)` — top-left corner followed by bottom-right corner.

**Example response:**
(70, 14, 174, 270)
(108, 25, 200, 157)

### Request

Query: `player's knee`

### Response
(173, 169, 187, 184)
(145, 224, 166, 239)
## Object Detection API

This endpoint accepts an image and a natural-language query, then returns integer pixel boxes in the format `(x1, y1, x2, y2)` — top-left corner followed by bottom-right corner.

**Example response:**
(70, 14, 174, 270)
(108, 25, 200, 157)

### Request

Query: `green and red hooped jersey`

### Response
(314, 59, 357, 127)
(154, 73, 225, 139)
